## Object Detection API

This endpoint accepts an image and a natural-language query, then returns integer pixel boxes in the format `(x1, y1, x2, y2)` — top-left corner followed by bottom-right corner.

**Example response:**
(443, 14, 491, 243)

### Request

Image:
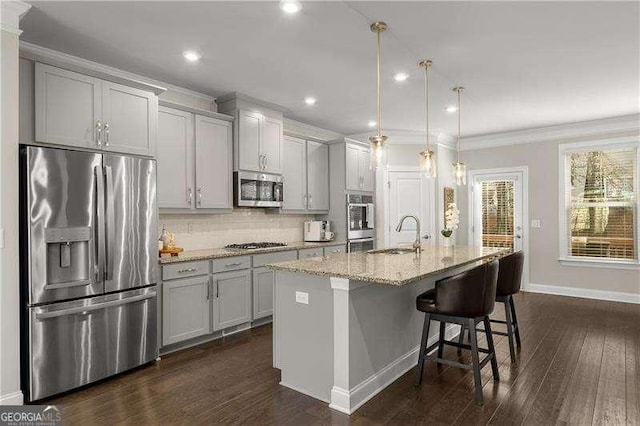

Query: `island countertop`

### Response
(266, 245, 508, 286)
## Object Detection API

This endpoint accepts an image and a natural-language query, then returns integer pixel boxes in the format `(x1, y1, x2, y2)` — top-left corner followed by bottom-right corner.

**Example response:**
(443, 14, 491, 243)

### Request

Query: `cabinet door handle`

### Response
(96, 121, 103, 146)
(197, 187, 202, 207)
(308, 194, 313, 207)
(216, 280, 219, 298)
(264, 155, 268, 170)
(331, 249, 342, 253)
(225, 262, 243, 267)
(187, 188, 193, 205)
(206, 278, 210, 300)
(177, 268, 197, 274)
(104, 122, 110, 146)
(303, 194, 307, 208)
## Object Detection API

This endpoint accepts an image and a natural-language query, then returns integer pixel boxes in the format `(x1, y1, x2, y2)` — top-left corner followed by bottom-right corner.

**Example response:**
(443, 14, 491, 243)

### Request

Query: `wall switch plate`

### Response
(531, 220, 541, 229)
(295, 291, 309, 305)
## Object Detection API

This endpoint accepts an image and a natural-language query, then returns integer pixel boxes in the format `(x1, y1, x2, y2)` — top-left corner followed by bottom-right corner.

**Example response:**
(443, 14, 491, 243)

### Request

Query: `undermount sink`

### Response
(368, 247, 421, 255)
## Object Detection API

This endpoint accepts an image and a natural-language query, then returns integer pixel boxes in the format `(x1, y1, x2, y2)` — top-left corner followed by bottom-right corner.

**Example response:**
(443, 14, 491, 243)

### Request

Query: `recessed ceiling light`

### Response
(280, 0, 302, 14)
(368, 120, 377, 128)
(393, 72, 409, 82)
(183, 51, 201, 62)
(445, 105, 458, 113)
(304, 97, 317, 105)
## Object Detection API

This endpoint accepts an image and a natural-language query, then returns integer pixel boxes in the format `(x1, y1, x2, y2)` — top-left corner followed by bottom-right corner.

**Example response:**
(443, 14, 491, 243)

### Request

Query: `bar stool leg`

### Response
(468, 318, 484, 406)
(437, 321, 446, 361)
(483, 316, 500, 381)
(457, 324, 466, 355)
(504, 298, 517, 363)
(509, 295, 522, 348)
(415, 313, 432, 386)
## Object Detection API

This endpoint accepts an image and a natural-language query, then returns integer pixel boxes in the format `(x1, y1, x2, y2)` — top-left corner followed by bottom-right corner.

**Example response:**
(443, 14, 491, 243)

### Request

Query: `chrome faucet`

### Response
(395, 215, 422, 253)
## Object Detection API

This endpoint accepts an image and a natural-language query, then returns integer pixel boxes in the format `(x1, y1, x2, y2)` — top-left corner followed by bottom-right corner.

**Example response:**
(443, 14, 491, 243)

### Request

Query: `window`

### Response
(481, 180, 515, 249)
(559, 139, 639, 266)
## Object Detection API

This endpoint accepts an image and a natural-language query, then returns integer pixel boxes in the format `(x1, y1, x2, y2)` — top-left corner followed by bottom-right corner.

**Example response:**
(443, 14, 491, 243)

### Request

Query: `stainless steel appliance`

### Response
(346, 194, 375, 252)
(20, 145, 158, 401)
(304, 220, 333, 242)
(234, 171, 283, 207)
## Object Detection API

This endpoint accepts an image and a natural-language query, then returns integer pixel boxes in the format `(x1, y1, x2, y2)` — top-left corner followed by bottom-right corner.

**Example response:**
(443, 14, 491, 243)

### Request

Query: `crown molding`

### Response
(1, 1, 31, 35)
(19, 41, 216, 103)
(216, 92, 289, 114)
(347, 129, 456, 149)
(283, 118, 343, 142)
(461, 114, 640, 151)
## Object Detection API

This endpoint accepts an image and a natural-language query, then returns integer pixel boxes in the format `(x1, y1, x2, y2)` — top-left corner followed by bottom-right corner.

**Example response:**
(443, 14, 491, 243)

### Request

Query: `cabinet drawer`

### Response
(253, 250, 297, 268)
(323, 245, 346, 256)
(211, 256, 251, 273)
(298, 248, 324, 259)
(162, 260, 209, 281)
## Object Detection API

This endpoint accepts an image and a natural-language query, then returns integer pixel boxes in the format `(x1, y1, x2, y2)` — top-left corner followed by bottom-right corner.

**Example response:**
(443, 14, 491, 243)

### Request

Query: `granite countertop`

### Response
(159, 241, 347, 264)
(266, 245, 509, 286)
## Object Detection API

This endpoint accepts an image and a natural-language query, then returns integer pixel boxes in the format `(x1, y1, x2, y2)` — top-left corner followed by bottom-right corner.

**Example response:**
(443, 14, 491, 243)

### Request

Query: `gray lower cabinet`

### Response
(253, 267, 274, 320)
(211, 269, 252, 331)
(323, 244, 346, 256)
(162, 275, 211, 346)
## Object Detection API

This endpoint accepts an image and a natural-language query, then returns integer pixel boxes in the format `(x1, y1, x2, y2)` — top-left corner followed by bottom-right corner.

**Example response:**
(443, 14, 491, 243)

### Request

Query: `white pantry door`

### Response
(387, 171, 433, 247)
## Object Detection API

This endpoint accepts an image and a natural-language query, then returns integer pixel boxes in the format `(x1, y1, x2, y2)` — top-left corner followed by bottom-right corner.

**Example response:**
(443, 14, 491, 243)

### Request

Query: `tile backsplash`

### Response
(159, 209, 313, 250)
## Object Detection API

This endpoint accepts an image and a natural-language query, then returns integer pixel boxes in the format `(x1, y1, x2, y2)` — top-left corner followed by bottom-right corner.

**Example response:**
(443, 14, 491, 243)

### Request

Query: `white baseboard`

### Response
(0, 390, 24, 405)
(524, 283, 640, 304)
(329, 324, 459, 415)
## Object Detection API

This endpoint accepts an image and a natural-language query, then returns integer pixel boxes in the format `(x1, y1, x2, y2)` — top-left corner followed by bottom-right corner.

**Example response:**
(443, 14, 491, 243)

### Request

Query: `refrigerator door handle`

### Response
(94, 165, 106, 282)
(104, 166, 115, 281)
(35, 293, 155, 320)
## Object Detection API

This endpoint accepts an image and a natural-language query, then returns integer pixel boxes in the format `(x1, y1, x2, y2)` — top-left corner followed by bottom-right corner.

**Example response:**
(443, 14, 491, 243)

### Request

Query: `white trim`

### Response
(525, 283, 640, 304)
(283, 118, 343, 142)
(0, 1, 30, 35)
(347, 130, 457, 149)
(467, 166, 530, 287)
(329, 324, 459, 415)
(461, 114, 640, 151)
(0, 390, 24, 405)
(158, 99, 233, 122)
(558, 138, 640, 266)
(19, 41, 215, 103)
(558, 258, 640, 270)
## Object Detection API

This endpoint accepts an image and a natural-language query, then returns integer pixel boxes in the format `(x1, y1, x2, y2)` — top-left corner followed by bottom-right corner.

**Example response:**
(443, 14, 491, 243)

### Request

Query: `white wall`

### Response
(459, 130, 640, 296)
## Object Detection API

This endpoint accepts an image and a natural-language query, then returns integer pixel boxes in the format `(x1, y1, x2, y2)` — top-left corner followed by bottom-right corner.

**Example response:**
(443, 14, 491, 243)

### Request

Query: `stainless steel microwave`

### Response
(234, 171, 283, 207)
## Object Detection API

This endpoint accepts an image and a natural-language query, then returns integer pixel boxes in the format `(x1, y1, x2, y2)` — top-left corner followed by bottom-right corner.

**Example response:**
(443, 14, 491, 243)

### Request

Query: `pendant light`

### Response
(418, 60, 436, 178)
(369, 22, 388, 170)
(451, 86, 466, 186)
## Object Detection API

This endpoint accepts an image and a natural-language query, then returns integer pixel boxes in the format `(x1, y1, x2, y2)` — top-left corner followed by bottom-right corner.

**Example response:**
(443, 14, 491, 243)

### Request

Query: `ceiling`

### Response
(20, 1, 640, 138)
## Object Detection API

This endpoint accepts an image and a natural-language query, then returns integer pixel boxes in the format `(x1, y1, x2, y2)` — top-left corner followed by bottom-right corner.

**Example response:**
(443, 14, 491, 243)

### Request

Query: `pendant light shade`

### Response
(418, 59, 436, 178)
(369, 21, 389, 170)
(451, 86, 466, 186)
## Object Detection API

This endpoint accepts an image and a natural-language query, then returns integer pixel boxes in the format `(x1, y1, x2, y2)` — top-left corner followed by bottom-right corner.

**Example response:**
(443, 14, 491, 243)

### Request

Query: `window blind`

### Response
(481, 180, 515, 249)
(566, 147, 637, 260)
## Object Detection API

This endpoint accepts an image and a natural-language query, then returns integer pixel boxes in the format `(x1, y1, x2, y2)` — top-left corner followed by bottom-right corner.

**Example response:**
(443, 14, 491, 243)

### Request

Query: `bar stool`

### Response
(414, 260, 500, 405)
(459, 251, 524, 363)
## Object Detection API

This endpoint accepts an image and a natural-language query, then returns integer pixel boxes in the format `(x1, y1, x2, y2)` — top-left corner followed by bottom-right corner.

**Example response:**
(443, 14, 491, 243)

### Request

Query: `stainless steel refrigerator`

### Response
(20, 145, 159, 401)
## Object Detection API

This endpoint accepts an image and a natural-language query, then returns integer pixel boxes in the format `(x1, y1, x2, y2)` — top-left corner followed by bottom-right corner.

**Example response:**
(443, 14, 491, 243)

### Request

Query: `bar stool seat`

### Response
(414, 260, 500, 406)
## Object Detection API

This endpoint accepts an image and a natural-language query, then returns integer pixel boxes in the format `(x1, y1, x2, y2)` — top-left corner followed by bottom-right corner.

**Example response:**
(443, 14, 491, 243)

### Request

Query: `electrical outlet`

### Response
(531, 220, 541, 229)
(295, 291, 309, 305)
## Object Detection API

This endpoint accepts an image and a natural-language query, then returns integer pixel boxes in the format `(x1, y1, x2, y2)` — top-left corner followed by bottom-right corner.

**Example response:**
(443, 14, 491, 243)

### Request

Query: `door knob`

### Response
(422, 234, 431, 240)
(515, 235, 522, 239)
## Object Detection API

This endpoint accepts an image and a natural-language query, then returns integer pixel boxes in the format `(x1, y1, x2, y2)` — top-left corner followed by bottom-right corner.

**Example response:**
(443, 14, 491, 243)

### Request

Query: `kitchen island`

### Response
(267, 245, 507, 415)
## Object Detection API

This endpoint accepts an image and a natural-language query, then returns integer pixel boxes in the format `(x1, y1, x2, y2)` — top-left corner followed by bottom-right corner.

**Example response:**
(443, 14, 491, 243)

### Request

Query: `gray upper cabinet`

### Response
(195, 115, 232, 209)
(234, 109, 283, 174)
(156, 105, 233, 211)
(306, 141, 329, 211)
(157, 107, 193, 209)
(282, 136, 306, 211)
(282, 136, 329, 213)
(162, 275, 211, 346)
(100, 81, 157, 156)
(35, 63, 157, 157)
(345, 142, 374, 192)
(211, 269, 252, 331)
(35, 64, 101, 149)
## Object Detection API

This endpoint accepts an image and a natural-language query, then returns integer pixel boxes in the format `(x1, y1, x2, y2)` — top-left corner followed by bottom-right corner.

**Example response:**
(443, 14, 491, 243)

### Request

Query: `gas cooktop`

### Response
(224, 242, 288, 250)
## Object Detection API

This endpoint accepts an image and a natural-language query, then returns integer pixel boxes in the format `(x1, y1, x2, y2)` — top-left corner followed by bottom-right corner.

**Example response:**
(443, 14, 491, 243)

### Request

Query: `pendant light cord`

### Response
(456, 87, 461, 162)
(425, 64, 430, 151)
(376, 28, 382, 137)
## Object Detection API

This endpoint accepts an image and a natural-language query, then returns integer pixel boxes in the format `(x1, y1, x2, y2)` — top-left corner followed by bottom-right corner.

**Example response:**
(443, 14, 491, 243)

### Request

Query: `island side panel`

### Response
(274, 271, 334, 402)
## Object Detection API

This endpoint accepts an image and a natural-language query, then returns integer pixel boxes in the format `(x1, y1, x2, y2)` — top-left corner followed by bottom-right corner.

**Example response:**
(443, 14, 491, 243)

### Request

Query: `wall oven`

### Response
(347, 194, 375, 252)
(234, 171, 283, 208)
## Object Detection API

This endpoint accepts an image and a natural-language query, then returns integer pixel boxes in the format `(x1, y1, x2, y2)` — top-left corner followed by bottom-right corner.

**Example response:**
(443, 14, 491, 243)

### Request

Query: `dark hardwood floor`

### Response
(43, 292, 640, 425)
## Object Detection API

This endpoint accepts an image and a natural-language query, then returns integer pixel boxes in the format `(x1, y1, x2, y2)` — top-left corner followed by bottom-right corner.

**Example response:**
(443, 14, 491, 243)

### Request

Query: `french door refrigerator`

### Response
(20, 145, 159, 401)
